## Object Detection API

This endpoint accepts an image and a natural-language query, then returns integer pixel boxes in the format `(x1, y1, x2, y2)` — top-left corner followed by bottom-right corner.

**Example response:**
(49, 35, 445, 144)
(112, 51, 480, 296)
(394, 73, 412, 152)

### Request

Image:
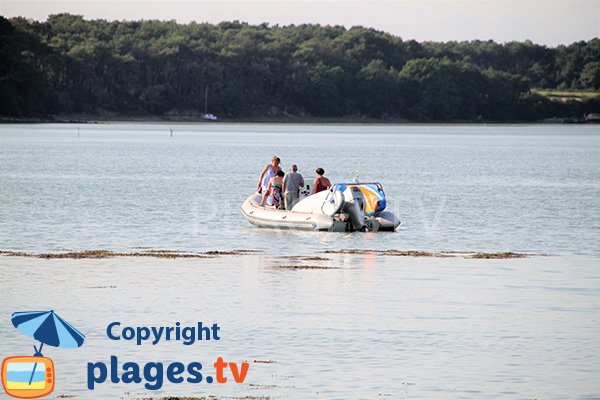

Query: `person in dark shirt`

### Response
(311, 167, 331, 194)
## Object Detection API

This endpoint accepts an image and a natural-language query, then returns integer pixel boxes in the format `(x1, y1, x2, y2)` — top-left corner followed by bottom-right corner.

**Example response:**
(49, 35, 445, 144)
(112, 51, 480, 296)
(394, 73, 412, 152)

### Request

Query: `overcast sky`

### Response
(1, 0, 598, 46)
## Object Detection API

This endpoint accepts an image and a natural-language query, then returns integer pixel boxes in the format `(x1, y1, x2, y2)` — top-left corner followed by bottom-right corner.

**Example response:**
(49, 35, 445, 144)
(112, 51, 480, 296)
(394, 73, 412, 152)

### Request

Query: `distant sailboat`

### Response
(201, 84, 218, 121)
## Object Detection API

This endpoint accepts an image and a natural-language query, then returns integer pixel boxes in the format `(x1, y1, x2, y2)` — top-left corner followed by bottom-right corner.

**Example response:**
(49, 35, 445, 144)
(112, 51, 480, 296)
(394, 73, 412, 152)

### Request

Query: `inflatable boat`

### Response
(240, 181, 400, 232)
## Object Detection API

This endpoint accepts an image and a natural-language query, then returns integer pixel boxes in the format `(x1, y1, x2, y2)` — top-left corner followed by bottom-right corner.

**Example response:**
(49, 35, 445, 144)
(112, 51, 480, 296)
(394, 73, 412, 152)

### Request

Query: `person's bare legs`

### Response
(260, 190, 268, 206)
(259, 195, 265, 206)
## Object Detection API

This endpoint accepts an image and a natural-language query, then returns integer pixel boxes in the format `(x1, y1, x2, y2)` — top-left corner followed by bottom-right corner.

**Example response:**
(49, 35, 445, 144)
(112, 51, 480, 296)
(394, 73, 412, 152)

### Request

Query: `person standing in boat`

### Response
(312, 167, 331, 194)
(257, 156, 281, 194)
(282, 164, 304, 210)
(260, 170, 285, 209)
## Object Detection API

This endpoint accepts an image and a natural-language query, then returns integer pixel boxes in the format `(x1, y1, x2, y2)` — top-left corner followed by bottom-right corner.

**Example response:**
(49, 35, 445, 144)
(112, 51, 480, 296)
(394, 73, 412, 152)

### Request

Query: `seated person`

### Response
(311, 167, 331, 194)
(260, 170, 285, 209)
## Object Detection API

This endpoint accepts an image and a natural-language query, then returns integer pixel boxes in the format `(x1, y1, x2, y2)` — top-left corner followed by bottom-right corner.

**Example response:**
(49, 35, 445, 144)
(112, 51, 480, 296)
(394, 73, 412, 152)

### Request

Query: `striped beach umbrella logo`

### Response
(11, 311, 85, 351)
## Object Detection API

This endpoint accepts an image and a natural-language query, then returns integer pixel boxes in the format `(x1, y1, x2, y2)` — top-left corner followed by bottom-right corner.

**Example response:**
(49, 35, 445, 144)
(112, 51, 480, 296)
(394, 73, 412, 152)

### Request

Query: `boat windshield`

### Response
(332, 182, 386, 215)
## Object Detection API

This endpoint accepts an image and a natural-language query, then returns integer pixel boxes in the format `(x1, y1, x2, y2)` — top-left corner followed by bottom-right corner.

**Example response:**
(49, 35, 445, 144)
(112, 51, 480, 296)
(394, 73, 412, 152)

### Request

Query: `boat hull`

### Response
(241, 194, 334, 231)
(241, 194, 401, 232)
(375, 211, 401, 231)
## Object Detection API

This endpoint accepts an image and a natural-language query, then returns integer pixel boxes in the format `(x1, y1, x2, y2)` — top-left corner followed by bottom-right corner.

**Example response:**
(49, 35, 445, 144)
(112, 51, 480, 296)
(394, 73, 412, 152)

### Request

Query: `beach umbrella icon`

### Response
(12, 311, 85, 355)
(10, 310, 85, 386)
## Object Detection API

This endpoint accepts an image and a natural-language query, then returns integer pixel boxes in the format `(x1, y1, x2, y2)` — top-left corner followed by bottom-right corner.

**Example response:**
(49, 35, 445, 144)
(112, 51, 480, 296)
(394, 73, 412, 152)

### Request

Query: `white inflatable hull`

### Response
(241, 194, 334, 231)
(240, 194, 400, 232)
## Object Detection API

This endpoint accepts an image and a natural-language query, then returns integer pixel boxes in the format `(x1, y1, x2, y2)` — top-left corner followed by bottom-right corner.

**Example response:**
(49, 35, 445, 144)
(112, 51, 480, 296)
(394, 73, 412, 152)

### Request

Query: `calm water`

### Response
(1, 123, 600, 399)
(1, 254, 599, 399)
(0, 123, 599, 255)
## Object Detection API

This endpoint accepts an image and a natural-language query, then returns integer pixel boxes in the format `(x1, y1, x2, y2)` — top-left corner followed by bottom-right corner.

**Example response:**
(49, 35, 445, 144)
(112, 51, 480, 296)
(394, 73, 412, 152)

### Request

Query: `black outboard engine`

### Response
(342, 186, 367, 231)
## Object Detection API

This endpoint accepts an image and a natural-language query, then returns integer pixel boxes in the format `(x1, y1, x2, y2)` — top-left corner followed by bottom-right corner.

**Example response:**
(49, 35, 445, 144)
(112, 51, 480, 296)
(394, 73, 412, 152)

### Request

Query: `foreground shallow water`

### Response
(1, 254, 599, 399)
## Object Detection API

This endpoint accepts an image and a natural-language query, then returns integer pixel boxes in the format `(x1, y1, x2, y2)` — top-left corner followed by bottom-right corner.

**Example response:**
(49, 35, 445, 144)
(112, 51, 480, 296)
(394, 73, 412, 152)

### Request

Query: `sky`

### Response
(1, 0, 599, 46)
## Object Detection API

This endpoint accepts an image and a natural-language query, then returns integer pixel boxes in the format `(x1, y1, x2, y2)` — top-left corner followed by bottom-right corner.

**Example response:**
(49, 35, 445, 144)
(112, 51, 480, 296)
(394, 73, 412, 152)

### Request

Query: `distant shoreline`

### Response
(1, 114, 596, 125)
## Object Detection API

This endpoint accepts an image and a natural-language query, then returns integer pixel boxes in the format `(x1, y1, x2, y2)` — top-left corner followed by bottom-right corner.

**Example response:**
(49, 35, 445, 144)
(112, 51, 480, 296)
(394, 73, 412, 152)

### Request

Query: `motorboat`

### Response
(240, 181, 400, 232)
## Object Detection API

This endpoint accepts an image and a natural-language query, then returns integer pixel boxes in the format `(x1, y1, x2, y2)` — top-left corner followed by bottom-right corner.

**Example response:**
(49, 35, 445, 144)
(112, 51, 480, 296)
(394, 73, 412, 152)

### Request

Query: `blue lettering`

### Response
(122, 327, 135, 340)
(143, 362, 164, 390)
(107, 322, 121, 340)
(186, 362, 203, 383)
(110, 355, 120, 383)
(87, 362, 107, 390)
(165, 326, 174, 340)
(151, 326, 164, 345)
(136, 326, 150, 345)
(182, 327, 195, 345)
(122, 362, 142, 384)
(167, 362, 185, 383)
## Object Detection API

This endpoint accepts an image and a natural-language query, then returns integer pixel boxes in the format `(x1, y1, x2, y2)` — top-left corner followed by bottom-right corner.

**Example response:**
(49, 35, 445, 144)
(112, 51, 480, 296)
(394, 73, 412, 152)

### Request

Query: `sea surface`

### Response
(0, 123, 599, 256)
(1, 123, 599, 400)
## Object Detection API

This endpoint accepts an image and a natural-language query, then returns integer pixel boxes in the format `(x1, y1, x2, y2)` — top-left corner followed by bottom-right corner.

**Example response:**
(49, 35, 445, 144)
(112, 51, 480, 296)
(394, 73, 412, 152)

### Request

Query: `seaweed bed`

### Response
(276, 264, 338, 270)
(321, 249, 535, 259)
(279, 255, 331, 261)
(0, 249, 538, 260)
(0, 249, 260, 259)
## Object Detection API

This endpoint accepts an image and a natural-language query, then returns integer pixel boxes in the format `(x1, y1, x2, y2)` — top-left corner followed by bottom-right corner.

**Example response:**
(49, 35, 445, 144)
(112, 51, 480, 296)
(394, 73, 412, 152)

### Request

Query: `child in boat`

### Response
(260, 170, 285, 209)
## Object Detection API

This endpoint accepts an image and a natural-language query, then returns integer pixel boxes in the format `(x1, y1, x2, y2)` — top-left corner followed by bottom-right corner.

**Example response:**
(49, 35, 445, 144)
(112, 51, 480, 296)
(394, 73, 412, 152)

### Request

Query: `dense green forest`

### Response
(1, 14, 599, 121)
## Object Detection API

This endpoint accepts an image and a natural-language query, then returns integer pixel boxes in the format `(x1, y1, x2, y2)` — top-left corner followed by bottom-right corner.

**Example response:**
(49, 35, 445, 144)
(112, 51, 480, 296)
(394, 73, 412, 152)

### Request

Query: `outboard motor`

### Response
(342, 186, 367, 231)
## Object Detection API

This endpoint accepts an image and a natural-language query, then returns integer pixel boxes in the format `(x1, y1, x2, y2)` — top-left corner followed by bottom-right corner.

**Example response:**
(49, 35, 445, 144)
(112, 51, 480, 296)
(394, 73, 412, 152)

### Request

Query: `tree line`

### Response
(1, 14, 599, 121)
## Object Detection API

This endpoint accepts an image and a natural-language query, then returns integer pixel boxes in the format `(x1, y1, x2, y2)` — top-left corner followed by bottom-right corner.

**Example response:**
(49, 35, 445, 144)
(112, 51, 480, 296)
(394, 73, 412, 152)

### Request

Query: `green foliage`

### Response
(0, 14, 598, 120)
(579, 62, 600, 90)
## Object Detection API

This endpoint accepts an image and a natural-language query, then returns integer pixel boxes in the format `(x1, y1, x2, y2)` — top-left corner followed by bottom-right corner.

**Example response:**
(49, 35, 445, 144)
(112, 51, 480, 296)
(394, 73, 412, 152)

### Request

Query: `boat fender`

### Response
(322, 189, 345, 216)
